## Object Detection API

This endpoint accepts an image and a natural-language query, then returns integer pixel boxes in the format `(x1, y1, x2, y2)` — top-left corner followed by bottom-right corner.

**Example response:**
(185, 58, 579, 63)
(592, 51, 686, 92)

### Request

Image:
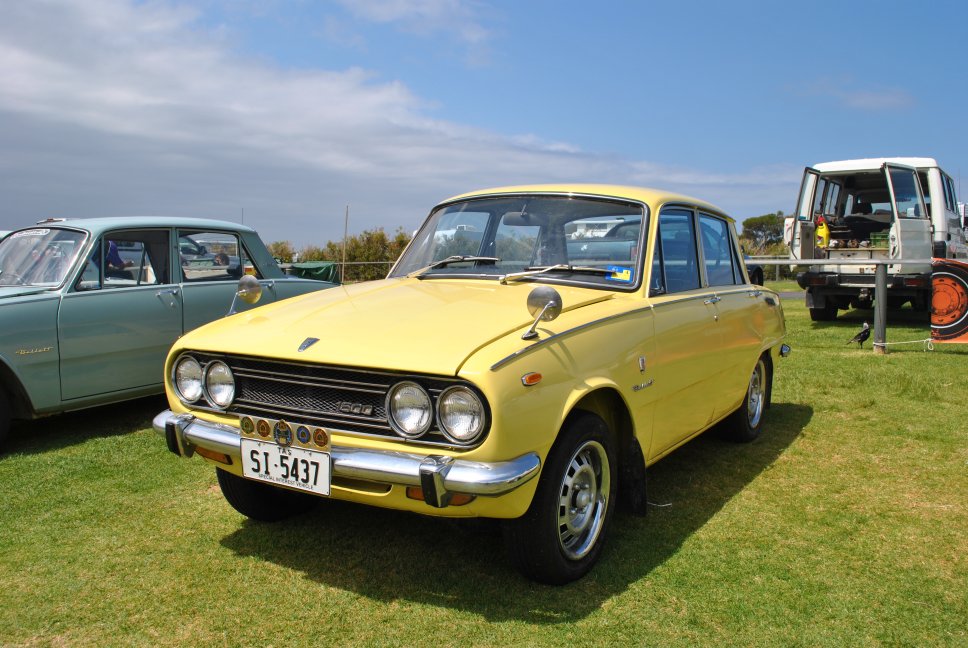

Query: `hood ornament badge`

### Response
(298, 337, 319, 352)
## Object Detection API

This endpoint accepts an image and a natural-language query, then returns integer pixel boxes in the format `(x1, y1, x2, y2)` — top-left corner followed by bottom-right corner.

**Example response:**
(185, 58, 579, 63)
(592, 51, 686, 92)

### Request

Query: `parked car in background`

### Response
(154, 184, 788, 584)
(0, 217, 335, 448)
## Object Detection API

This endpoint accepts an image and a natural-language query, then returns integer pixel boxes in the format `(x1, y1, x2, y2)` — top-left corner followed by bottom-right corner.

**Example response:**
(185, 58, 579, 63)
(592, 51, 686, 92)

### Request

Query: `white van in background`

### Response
(784, 158, 966, 321)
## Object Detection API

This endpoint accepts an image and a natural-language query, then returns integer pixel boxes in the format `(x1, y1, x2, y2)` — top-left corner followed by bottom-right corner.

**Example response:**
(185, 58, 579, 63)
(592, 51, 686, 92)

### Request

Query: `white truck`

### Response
(784, 157, 968, 321)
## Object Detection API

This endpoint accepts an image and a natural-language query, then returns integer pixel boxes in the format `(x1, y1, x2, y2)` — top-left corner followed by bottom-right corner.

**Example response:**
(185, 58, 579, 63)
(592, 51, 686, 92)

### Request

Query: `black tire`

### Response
(808, 302, 837, 321)
(0, 390, 9, 451)
(216, 468, 318, 522)
(504, 411, 617, 585)
(720, 355, 770, 443)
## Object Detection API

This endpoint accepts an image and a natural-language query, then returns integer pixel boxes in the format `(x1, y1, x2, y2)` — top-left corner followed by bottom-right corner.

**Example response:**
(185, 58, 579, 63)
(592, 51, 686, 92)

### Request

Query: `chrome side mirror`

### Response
(522, 286, 562, 340)
(228, 274, 262, 315)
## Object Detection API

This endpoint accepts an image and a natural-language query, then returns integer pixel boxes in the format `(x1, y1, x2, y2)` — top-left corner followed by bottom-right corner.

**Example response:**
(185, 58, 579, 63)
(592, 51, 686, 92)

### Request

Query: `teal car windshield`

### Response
(0, 227, 87, 287)
(390, 195, 646, 290)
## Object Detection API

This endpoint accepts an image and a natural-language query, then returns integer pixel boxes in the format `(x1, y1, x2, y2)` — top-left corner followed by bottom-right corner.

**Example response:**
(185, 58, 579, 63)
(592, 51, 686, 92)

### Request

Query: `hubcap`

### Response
(557, 440, 610, 560)
(747, 359, 766, 429)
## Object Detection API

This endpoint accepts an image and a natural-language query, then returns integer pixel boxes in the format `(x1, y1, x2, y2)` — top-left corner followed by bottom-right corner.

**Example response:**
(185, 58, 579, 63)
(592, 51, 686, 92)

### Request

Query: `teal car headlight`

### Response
(173, 355, 203, 403)
(204, 360, 235, 409)
(386, 381, 433, 438)
(437, 386, 486, 444)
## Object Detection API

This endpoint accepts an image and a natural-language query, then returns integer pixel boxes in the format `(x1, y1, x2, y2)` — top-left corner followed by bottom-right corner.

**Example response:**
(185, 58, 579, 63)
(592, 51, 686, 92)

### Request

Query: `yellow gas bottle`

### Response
(815, 217, 830, 248)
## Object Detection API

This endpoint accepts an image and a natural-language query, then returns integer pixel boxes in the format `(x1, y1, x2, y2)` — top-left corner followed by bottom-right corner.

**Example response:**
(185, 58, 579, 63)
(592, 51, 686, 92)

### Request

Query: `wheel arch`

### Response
(0, 358, 35, 420)
(567, 387, 648, 516)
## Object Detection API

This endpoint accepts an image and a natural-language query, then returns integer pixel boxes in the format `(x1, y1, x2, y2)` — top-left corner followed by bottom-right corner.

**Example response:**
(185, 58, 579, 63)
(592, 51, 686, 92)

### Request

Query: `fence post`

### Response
(873, 263, 888, 355)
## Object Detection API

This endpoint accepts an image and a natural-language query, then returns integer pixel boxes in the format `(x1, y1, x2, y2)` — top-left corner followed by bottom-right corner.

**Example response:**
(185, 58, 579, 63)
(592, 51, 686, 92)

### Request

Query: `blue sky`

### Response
(1, 0, 966, 244)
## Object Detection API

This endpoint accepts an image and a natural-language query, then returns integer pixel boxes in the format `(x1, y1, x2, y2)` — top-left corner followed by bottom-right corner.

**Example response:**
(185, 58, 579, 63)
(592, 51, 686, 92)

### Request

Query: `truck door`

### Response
(792, 167, 820, 260)
(883, 163, 931, 273)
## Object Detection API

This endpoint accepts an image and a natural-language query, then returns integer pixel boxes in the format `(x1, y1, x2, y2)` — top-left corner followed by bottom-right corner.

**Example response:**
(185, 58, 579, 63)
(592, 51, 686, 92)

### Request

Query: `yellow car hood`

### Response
(179, 278, 613, 375)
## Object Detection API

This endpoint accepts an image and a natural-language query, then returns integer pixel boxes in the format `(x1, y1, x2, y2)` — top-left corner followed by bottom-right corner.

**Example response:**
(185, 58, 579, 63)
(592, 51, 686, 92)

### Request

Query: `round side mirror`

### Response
(236, 274, 262, 305)
(526, 286, 562, 321)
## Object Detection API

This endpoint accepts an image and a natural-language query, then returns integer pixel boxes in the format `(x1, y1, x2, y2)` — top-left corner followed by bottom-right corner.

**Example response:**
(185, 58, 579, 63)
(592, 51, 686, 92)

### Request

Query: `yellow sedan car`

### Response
(154, 184, 789, 584)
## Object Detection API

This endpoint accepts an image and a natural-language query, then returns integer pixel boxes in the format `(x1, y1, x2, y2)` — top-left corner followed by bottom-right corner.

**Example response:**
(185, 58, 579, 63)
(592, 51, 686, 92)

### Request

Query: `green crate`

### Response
(869, 232, 888, 247)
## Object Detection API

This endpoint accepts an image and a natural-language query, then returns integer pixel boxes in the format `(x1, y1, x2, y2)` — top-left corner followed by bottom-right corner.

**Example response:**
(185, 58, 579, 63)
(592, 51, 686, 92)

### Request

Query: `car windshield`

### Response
(390, 195, 646, 289)
(0, 227, 87, 287)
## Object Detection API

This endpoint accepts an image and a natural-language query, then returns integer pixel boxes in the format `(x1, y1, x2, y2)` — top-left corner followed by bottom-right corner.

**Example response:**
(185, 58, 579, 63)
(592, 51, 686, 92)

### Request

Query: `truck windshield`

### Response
(390, 195, 646, 289)
(0, 227, 87, 287)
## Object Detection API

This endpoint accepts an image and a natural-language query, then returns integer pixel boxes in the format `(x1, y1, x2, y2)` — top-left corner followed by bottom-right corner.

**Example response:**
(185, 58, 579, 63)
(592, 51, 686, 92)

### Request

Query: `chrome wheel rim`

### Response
(747, 359, 766, 429)
(557, 440, 610, 560)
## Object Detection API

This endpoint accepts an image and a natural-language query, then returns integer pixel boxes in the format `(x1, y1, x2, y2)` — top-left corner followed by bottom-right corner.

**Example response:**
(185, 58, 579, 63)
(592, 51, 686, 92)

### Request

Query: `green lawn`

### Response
(1, 300, 965, 647)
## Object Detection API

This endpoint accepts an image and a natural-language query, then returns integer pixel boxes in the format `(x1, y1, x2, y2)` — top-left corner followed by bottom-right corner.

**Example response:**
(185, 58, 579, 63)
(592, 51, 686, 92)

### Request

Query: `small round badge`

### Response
(296, 425, 311, 444)
(313, 428, 329, 447)
(274, 420, 293, 446)
(256, 419, 271, 437)
(240, 417, 255, 435)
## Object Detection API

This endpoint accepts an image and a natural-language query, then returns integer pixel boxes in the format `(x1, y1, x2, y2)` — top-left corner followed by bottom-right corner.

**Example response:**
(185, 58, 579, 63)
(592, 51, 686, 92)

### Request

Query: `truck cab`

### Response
(784, 157, 966, 321)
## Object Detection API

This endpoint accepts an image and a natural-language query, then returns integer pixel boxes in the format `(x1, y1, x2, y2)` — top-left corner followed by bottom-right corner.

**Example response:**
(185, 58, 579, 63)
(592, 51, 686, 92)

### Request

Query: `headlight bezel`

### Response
(173, 354, 204, 404)
(385, 380, 434, 438)
(436, 385, 487, 445)
(204, 360, 236, 410)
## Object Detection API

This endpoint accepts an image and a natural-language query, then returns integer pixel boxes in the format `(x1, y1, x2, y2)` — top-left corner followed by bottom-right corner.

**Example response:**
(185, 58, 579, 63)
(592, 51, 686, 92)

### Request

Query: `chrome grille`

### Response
(191, 352, 482, 447)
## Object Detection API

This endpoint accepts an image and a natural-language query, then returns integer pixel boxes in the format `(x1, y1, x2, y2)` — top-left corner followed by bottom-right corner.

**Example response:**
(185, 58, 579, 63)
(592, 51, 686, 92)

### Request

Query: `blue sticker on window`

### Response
(606, 265, 634, 283)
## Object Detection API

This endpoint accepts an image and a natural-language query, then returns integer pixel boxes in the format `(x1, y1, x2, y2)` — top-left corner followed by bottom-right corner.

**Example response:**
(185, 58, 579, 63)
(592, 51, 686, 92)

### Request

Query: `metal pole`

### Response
(873, 263, 888, 355)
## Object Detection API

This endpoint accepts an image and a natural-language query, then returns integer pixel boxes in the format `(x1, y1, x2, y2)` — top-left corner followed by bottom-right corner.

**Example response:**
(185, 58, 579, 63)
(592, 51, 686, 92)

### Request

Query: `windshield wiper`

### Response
(407, 255, 501, 278)
(500, 264, 615, 284)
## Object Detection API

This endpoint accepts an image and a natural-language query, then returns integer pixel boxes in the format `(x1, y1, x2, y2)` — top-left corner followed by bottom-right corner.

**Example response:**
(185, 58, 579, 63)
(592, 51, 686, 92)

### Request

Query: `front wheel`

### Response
(504, 412, 617, 585)
(0, 390, 10, 450)
(721, 355, 770, 443)
(216, 468, 318, 522)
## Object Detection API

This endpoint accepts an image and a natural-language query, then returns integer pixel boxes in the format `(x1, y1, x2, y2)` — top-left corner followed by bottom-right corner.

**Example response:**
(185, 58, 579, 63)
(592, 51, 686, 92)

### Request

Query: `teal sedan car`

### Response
(0, 217, 334, 448)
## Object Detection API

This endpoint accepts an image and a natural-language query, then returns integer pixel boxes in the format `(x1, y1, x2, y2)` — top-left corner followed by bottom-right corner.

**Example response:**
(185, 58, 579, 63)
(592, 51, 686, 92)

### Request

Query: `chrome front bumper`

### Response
(153, 410, 541, 508)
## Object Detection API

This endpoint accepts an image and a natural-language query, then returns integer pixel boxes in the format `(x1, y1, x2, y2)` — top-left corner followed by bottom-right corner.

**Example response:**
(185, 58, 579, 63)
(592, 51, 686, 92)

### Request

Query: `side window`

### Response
(658, 208, 700, 293)
(77, 230, 170, 291)
(699, 214, 742, 286)
(179, 231, 258, 282)
(943, 174, 957, 212)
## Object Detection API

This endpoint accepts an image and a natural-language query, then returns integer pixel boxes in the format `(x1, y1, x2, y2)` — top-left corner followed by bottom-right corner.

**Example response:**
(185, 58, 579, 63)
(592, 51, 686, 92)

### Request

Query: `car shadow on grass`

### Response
(2, 394, 165, 457)
(220, 402, 811, 623)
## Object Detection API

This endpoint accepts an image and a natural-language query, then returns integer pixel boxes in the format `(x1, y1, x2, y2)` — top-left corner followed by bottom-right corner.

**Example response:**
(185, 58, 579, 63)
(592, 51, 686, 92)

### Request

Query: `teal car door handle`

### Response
(156, 288, 180, 308)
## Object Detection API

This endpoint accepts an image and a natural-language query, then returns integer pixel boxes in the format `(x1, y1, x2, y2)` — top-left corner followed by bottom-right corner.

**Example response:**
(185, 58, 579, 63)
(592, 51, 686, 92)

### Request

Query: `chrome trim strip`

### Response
(153, 410, 540, 498)
(489, 288, 775, 371)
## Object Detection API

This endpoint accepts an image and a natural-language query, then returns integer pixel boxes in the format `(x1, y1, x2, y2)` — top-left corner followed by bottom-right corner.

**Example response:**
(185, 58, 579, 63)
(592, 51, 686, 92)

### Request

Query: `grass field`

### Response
(1, 299, 965, 647)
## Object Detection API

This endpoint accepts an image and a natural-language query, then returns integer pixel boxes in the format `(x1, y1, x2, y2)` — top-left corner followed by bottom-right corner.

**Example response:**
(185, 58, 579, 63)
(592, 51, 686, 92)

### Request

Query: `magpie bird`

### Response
(847, 322, 871, 348)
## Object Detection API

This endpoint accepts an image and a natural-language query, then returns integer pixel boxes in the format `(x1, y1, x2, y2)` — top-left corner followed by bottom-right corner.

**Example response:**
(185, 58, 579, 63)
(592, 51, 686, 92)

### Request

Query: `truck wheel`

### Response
(0, 390, 10, 450)
(216, 468, 318, 522)
(504, 412, 617, 584)
(808, 302, 837, 321)
(720, 355, 770, 443)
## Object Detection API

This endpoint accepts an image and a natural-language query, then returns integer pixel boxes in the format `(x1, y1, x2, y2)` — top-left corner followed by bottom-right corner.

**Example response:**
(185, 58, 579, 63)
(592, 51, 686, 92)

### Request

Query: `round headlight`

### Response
(204, 361, 235, 409)
(386, 381, 432, 438)
(437, 386, 485, 444)
(174, 355, 203, 403)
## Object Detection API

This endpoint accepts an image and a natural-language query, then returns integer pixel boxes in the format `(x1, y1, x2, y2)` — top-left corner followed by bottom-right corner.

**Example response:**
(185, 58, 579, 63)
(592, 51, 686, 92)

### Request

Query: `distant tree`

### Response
(296, 227, 412, 282)
(266, 240, 295, 263)
(740, 211, 785, 253)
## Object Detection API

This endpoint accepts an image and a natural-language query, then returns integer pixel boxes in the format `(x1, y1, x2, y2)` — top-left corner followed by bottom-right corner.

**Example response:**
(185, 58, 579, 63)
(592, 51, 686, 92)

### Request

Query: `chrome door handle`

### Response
(156, 288, 179, 307)
(703, 296, 721, 305)
(748, 290, 763, 298)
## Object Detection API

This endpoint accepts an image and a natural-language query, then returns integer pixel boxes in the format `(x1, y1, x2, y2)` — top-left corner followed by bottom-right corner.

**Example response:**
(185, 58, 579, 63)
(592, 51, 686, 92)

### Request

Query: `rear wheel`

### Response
(504, 412, 617, 584)
(721, 355, 770, 443)
(216, 468, 318, 521)
(808, 302, 837, 321)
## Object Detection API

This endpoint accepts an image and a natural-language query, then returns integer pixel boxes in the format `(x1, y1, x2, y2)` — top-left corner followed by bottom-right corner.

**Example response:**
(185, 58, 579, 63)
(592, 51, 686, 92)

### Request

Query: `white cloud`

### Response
(801, 78, 914, 111)
(0, 0, 795, 243)
(335, 0, 491, 45)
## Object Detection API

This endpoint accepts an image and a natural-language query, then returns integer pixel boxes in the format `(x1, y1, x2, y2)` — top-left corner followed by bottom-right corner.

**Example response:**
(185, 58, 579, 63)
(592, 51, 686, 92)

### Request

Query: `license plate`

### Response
(240, 438, 331, 496)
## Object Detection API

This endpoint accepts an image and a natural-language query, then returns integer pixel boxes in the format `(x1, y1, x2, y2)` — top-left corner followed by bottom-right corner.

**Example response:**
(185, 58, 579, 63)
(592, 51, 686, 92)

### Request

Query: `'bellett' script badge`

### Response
(298, 337, 319, 352)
